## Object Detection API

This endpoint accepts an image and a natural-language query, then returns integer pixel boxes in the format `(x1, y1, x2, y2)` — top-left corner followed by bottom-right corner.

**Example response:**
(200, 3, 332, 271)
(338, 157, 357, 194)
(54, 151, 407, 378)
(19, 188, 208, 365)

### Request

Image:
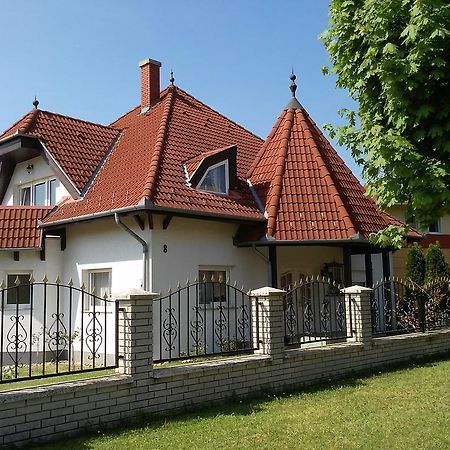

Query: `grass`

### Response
(33, 357, 450, 450)
(0, 362, 115, 392)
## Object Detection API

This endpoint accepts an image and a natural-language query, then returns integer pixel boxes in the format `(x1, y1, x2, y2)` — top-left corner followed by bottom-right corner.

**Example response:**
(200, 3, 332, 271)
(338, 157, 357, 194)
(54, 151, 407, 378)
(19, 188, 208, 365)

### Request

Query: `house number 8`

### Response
(163, 244, 168, 253)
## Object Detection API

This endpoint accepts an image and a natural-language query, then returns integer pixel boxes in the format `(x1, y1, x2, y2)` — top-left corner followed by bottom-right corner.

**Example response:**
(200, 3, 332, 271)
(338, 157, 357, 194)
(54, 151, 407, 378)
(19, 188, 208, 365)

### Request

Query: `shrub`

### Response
(425, 242, 450, 284)
(405, 243, 425, 286)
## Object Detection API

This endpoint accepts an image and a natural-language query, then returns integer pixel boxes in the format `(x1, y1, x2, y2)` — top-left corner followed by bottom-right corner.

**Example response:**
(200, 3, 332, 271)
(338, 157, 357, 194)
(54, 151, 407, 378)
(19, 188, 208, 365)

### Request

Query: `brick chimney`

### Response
(139, 58, 162, 113)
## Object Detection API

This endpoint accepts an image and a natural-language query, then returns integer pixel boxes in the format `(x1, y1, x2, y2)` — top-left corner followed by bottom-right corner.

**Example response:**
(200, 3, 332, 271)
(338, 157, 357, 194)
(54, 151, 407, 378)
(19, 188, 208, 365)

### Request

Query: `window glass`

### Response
(428, 221, 440, 233)
(49, 179, 57, 205)
(199, 270, 226, 304)
(33, 182, 46, 205)
(198, 163, 227, 193)
(6, 274, 31, 305)
(20, 187, 31, 206)
(85, 270, 111, 310)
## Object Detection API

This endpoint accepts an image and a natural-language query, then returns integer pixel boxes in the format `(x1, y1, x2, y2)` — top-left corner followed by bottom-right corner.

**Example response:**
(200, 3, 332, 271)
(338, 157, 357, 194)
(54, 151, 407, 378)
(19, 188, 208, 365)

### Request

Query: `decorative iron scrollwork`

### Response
(6, 315, 27, 365)
(190, 306, 204, 354)
(85, 311, 103, 360)
(215, 304, 227, 349)
(162, 307, 177, 352)
(47, 313, 68, 361)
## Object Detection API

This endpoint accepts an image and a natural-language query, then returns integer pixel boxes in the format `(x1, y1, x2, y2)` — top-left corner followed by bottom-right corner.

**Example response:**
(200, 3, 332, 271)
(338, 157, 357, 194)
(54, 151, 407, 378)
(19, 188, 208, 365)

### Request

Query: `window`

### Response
(199, 269, 227, 304)
(197, 161, 228, 194)
(428, 220, 441, 233)
(84, 270, 111, 310)
(6, 274, 31, 306)
(19, 178, 57, 206)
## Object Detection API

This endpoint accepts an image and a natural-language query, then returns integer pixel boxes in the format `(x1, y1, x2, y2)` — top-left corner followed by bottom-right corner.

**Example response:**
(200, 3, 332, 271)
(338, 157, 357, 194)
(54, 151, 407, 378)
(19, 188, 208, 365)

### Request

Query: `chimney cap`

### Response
(139, 58, 162, 68)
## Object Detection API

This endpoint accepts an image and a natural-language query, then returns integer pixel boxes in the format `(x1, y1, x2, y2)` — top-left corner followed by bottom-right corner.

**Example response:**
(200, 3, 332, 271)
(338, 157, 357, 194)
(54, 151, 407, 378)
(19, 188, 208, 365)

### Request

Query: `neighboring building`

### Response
(0, 58, 412, 302)
(387, 205, 450, 277)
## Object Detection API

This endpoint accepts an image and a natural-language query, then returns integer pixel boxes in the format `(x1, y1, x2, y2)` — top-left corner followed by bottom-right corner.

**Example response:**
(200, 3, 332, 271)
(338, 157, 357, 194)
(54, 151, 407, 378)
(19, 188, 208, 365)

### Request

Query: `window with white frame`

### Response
(6, 273, 31, 306)
(197, 161, 229, 194)
(428, 220, 441, 233)
(198, 269, 227, 304)
(19, 178, 57, 206)
(84, 269, 111, 310)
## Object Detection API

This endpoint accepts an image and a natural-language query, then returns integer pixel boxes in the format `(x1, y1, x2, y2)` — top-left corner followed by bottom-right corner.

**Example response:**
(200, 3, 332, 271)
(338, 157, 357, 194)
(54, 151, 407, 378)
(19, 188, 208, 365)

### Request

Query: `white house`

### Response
(0, 58, 418, 366)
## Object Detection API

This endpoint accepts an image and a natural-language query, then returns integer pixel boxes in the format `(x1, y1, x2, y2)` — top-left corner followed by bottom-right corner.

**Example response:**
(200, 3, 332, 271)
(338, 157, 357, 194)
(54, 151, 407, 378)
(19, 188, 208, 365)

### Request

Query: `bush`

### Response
(425, 242, 450, 284)
(405, 243, 425, 286)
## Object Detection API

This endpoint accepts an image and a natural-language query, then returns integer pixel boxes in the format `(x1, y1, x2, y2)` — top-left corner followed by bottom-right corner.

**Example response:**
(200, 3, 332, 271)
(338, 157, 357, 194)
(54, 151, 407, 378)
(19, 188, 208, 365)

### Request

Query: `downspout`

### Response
(114, 213, 149, 291)
(252, 245, 271, 287)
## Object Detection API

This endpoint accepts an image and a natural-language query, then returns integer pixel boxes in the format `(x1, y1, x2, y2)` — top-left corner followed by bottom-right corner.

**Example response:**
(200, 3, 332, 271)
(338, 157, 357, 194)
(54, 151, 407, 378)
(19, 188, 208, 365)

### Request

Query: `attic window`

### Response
(197, 161, 229, 194)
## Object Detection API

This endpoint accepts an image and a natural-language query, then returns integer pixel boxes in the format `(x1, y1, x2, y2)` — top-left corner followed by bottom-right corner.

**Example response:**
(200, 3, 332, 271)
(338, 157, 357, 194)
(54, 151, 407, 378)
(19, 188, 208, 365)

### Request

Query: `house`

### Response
(0, 58, 413, 300)
(387, 205, 450, 277)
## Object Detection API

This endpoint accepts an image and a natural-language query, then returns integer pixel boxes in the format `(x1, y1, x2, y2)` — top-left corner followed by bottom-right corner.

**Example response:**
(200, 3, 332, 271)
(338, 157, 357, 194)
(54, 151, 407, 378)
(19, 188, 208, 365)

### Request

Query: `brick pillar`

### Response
(116, 292, 159, 379)
(341, 285, 373, 344)
(250, 287, 286, 361)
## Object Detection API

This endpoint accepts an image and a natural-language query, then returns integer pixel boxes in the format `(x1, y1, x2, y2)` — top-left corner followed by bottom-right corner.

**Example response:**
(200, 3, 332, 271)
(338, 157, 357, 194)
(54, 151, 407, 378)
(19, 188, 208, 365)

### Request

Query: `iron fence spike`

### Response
(168, 287, 172, 294)
(218, 274, 223, 283)
(14, 275, 21, 286)
(91, 287, 96, 295)
(234, 281, 237, 287)
(211, 274, 215, 282)
(68, 278, 74, 287)
(293, 280, 297, 288)
(186, 278, 190, 286)
(194, 276, 198, 283)
(103, 292, 108, 300)
(29, 274, 35, 284)
(0, 280, 5, 289)
(42, 275, 48, 283)
(55, 276, 61, 284)
(202, 274, 207, 282)
(241, 284, 245, 292)
(177, 282, 181, 289)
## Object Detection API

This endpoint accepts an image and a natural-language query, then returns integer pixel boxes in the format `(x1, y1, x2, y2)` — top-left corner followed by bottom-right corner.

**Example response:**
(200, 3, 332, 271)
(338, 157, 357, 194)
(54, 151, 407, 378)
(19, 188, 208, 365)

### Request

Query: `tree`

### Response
(425, 241, 450, 283)
(321, 0, 450, 241)
(405, 243, 425, 285)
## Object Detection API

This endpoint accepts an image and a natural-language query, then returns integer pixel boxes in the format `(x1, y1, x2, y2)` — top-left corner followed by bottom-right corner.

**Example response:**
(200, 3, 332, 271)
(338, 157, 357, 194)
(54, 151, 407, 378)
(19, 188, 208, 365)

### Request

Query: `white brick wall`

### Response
(0, 289, 449, 447)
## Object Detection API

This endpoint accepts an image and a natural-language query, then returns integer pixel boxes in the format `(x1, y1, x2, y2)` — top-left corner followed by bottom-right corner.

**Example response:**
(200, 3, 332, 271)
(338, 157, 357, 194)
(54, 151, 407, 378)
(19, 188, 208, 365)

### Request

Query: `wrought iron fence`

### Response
(0, 277, 118, 384)
(153, 279, 257, 363)
(371, 278, 450, 335)
(283, 277, 351, 346)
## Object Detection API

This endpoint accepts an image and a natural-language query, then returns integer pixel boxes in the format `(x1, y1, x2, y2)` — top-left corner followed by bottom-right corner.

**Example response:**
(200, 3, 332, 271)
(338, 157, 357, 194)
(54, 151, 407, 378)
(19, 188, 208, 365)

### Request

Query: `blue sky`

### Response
(0, 1, 360, 178)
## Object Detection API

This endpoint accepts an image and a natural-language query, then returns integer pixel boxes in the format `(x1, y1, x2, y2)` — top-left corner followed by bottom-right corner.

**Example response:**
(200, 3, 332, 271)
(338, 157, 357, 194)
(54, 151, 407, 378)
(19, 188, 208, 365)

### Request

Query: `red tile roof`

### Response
(0, 110, 120, 192)
(247, 101, 402, 241)
(44, 87, 265, 224)
(0, 207, 51, 249)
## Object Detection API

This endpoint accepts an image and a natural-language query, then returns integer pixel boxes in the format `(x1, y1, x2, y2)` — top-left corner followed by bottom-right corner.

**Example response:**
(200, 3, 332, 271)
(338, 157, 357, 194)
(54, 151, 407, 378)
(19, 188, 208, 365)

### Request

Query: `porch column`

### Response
(269, 246, 278, 288)
(116, 291, 158, 379)
(250, 287, 285, 361)
(341, 285, 373, 345)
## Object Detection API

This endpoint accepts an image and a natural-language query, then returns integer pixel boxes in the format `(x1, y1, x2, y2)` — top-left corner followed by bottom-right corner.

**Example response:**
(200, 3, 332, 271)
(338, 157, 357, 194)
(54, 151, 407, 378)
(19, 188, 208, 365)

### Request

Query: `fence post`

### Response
(341, 285, 373, 344)
(250, 287, 286, 361)
(116, 291, 159, 379)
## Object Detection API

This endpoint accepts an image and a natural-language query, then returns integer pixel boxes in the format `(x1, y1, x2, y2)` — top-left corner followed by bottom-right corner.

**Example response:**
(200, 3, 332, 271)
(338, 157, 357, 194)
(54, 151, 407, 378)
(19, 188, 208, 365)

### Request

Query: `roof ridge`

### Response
(174, 86, 264, 144)
(141, 87, 176, 201)
(37, 109, 119, 132)
(109, 87, 171, 127)
(17, 109, 40, 134)
(299, 109, 357, 237)
(246, 112, 284, 179)
(266, 109, 295, 237)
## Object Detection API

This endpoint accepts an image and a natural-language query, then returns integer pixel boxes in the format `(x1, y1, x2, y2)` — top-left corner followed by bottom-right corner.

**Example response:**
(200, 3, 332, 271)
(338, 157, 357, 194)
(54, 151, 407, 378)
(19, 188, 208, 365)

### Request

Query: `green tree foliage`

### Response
(322, 0, 450, 238)
(425, 241, 450, 283)
(405, 243, 425, 285)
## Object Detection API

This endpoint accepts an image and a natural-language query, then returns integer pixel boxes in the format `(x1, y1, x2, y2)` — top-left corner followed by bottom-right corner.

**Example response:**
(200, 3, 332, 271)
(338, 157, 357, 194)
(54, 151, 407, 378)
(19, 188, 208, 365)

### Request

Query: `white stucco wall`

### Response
(3, 156, 70, 206)
(277, 246, 344, 285)
(151, 215, 268, 293)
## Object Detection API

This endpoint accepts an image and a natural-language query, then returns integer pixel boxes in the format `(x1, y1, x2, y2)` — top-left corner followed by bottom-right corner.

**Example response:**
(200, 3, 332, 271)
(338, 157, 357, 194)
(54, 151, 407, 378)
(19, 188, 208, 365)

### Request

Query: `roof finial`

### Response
(170, 70, 175, 85)
(33, 96, 39, 109)
(289, 69, 297, 98)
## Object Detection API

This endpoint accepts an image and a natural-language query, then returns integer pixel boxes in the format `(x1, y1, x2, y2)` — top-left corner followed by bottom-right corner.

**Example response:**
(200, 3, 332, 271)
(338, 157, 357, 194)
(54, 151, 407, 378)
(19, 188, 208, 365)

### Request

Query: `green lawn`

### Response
(34, 358, 450, 450)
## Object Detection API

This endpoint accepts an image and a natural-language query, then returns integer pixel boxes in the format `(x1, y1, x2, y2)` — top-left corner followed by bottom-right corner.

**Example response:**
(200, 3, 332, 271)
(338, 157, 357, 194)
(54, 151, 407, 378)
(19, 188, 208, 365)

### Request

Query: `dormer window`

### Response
(197, 161, 229, 194)
(184, 144, 237, 196)
(19, 178, 56, 206)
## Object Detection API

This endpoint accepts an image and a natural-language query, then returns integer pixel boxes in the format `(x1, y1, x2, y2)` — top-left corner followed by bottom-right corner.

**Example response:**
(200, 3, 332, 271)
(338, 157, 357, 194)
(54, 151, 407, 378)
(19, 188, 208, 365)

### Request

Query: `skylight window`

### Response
(197, 161, 229, 194)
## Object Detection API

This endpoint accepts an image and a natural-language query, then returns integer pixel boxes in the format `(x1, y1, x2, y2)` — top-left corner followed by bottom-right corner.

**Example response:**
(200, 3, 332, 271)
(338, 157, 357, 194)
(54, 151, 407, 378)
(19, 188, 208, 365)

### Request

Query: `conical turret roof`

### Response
(246, 93, 393, 241)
